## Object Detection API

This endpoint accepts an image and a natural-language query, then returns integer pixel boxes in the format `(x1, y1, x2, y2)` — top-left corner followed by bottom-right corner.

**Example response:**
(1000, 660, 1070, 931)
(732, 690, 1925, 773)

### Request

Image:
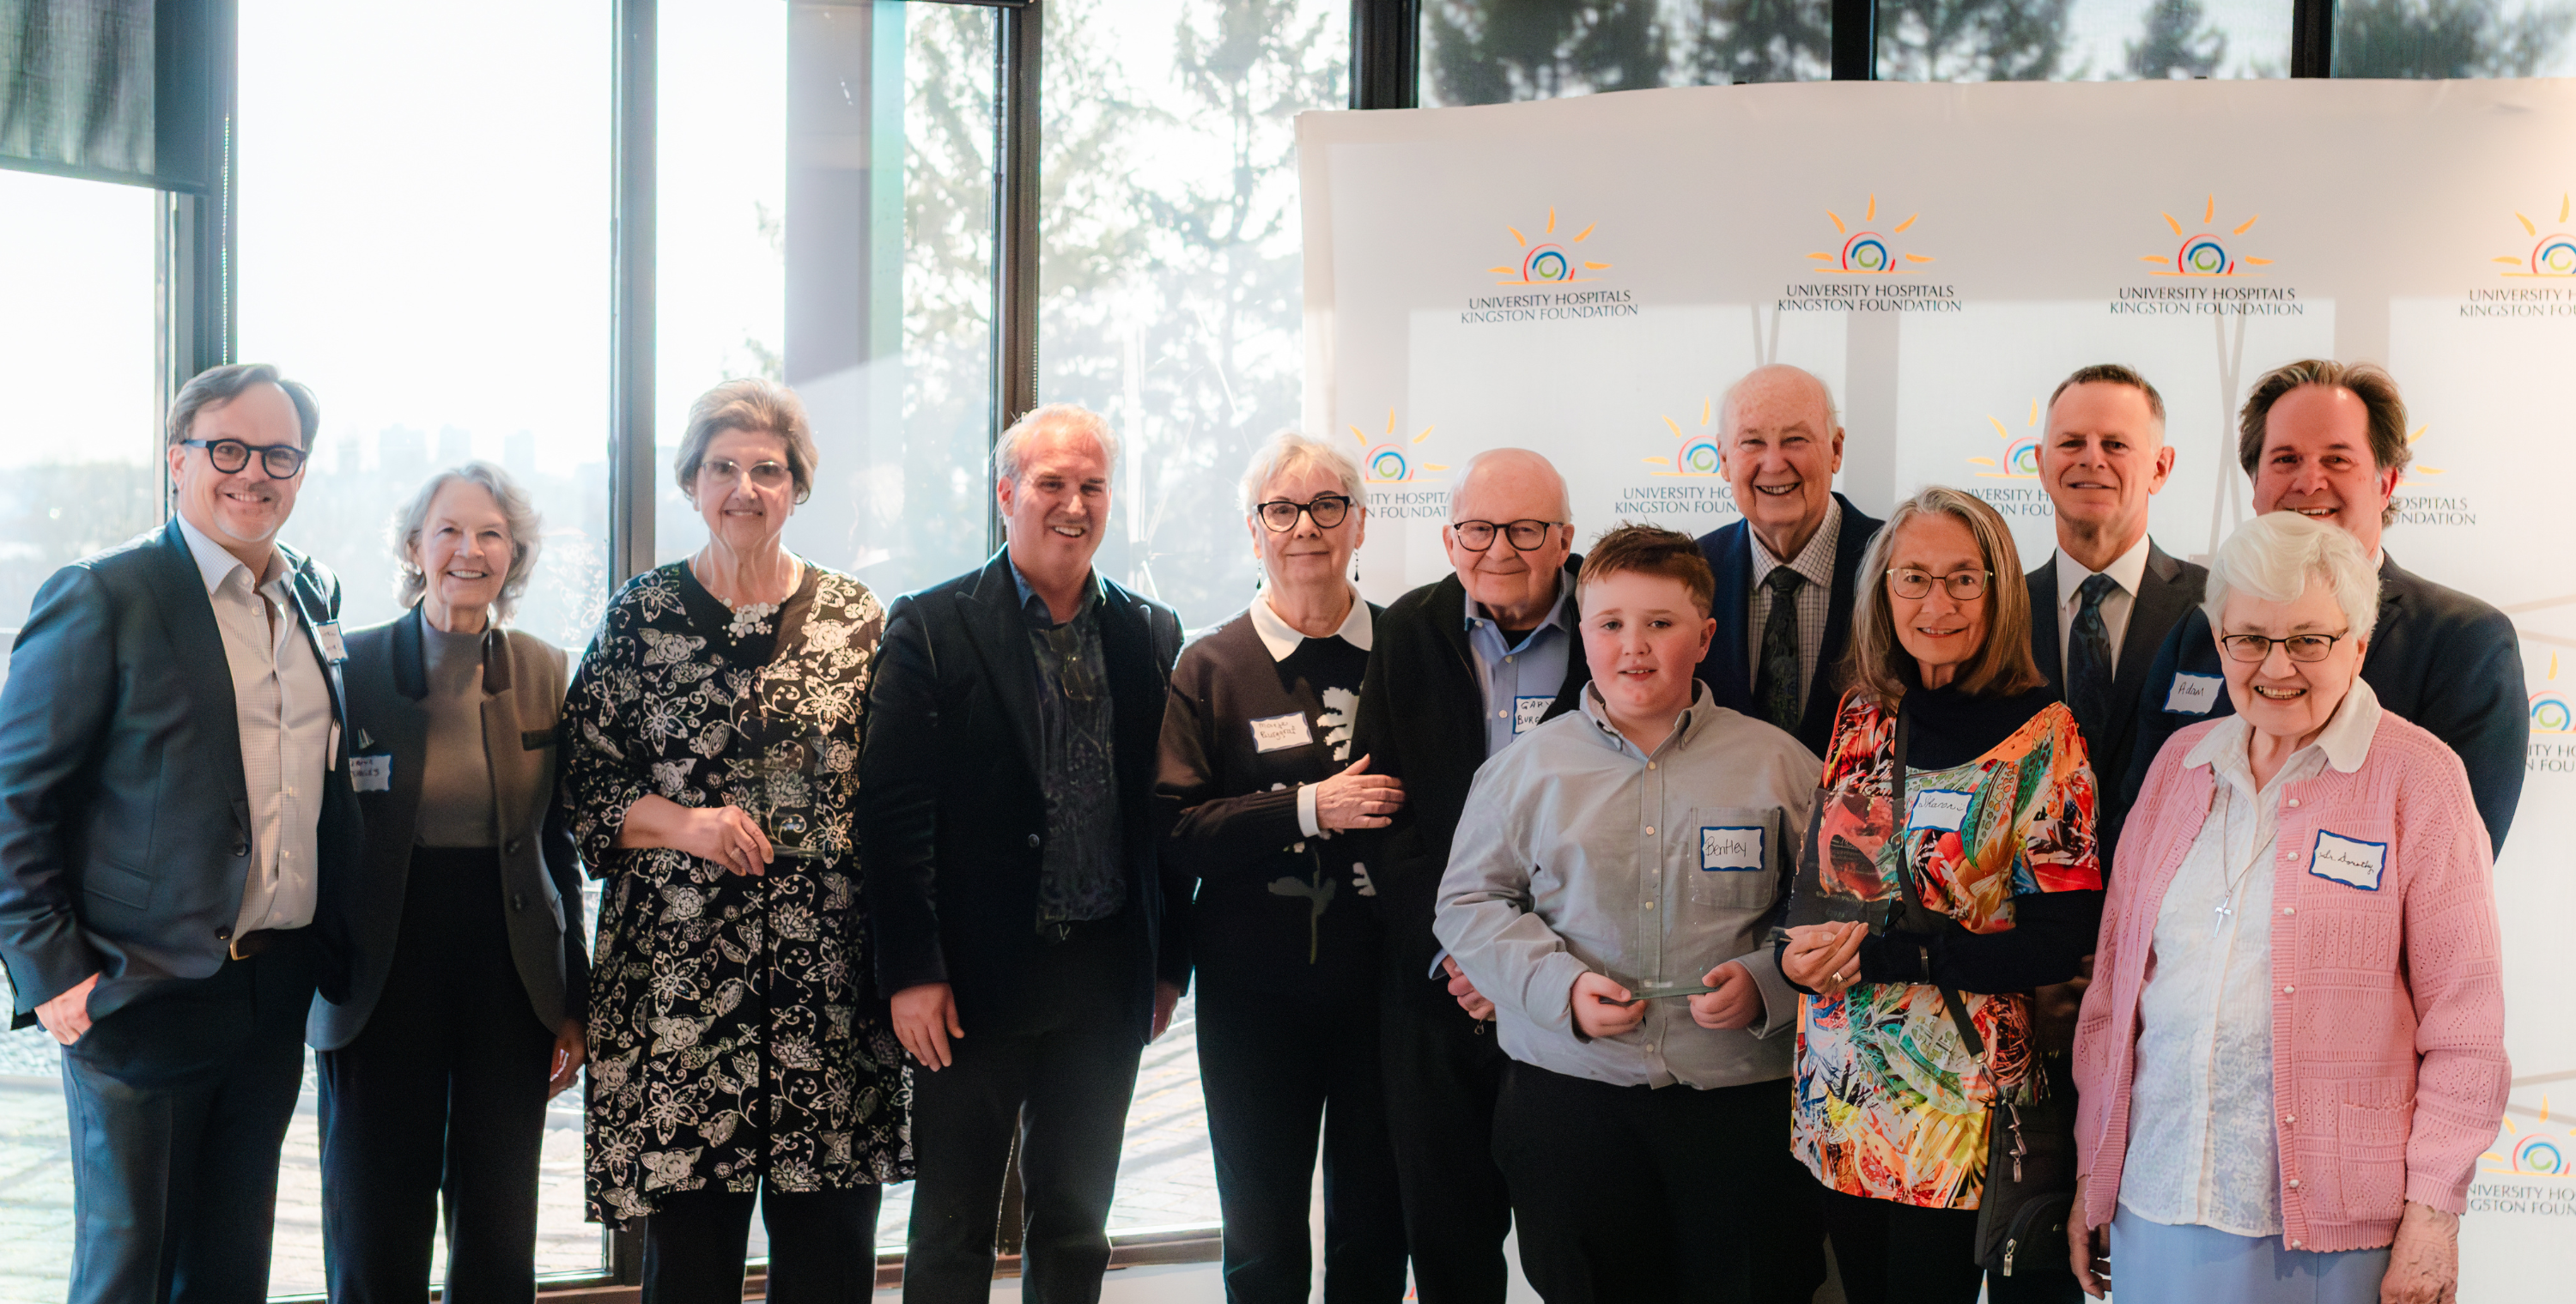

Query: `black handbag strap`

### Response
(1887, 701, 1991, 1064)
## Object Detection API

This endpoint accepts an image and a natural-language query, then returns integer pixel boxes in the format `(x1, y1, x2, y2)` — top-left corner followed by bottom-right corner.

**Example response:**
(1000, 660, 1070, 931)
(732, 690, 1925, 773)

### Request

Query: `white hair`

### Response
(391, 461, 544, 621)
(1239, 431, 1365, 514)
(1449, 447, 1572, 522)
(2202, 511, 2380, 643)
(994, 403, 1121, 485)
(1719, 364, 1841, 438)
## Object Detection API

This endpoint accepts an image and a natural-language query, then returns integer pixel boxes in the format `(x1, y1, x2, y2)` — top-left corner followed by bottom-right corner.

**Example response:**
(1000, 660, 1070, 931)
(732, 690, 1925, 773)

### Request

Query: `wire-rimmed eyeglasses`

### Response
(2218, 631, 2350, 664)
(1886, 568, 1991, 600)
(1255, 494, 1354, 532)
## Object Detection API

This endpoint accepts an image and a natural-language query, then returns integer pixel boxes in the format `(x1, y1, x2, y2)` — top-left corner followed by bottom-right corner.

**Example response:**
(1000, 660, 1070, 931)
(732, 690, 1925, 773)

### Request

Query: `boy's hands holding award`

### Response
(1571, 971, 1647, 1040)
(1686, 961, 1761, 1029)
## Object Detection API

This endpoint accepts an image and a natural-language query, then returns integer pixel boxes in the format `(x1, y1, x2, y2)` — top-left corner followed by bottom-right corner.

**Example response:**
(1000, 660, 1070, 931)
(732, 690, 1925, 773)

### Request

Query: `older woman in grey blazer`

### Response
(309, 461, 588, 1304)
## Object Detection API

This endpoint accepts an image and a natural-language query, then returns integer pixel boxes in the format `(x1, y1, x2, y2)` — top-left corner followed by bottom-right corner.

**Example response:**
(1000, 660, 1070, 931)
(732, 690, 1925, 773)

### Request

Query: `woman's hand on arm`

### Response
(612, 793, 773, 876)
(2381, 1202, 2458, 1304)
(1311, 755, 1405, 832)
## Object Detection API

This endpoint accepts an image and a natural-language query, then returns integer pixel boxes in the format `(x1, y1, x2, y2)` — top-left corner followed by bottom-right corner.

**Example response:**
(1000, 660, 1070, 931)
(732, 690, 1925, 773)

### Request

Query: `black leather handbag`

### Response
(1886, 709, 2079, 1279)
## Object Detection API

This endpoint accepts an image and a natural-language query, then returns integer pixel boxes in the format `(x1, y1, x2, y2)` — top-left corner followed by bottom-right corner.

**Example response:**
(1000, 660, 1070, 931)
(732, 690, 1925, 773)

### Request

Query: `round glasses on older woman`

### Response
(1155, 432, 1408, 1301)
(2069, 511, 2507, 1304)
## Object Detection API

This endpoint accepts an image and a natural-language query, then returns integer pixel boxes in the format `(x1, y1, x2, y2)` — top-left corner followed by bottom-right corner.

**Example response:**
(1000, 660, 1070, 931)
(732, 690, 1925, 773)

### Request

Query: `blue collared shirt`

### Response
(1463, 575, 1576, 760)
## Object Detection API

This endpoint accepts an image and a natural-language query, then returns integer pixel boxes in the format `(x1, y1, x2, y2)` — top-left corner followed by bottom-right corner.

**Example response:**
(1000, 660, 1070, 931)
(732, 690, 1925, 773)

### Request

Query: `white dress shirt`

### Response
(2118, 678, 2382, 1236)
(176, 515, 332, 939)
(2052, 534, 2153, 671)
(1744, 498, 1843, 710)
(1248, 585, 1375, 838)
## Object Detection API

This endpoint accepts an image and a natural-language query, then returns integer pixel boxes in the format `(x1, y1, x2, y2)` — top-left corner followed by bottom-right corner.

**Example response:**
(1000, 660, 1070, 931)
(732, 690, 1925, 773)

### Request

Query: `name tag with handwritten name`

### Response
(1250, 713, 1313, 753)
(2165, 672, 2222, 715)
(1514, 696, 1552, 736)
(1909, 789, 1973, 833)
(1700, 826, 1764, 871)
(2309, 829, 2387, 891)
(350, 754, 392, 792)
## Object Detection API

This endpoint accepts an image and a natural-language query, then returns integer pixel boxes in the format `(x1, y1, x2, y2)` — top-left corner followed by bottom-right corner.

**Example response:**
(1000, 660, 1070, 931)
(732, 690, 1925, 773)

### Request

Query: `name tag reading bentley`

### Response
(1908, 789, 1973, 833)
(1700, 826, 1764, 871)
(2309, 829, 2387, 891)
(1250, 712, 1314, 753)
(2165, 672, 2222, 714)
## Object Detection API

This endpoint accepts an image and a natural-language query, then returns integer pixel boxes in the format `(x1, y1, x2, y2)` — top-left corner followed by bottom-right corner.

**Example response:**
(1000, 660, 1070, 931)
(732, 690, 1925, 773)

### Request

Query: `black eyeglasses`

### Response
(2219, 630, 2350, 664)
(1886, 568, 1991, 600)
(1256, 494, 1354, 532)
(1451, 519, 1563, 552)
(182, 438, 308, 478)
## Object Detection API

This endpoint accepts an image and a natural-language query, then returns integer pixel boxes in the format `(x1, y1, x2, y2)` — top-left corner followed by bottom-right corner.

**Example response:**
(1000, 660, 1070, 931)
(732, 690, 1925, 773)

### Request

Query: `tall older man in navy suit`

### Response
(1692, 364, 1884, 760)
(0, 363, 362, 1304)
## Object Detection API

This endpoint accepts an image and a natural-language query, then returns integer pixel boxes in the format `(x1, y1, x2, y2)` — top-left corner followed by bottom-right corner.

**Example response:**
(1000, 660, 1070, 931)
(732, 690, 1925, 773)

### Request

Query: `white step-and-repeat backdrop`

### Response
(1299, 77, 2573, 1293)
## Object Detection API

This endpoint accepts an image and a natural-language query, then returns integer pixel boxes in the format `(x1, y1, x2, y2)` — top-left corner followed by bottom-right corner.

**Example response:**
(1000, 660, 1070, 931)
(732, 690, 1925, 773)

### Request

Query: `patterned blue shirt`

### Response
(1012, 561, 1126, 924)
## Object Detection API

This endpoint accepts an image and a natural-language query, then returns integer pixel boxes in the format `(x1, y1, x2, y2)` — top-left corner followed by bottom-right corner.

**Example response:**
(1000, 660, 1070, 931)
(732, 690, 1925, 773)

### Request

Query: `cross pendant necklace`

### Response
(2213, 896, 2235, 934)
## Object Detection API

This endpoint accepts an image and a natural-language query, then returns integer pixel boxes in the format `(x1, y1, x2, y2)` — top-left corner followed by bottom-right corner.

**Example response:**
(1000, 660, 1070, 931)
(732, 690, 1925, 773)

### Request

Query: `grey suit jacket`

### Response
(307, 605, 588, 1050)
(0, 519, 365, 1027)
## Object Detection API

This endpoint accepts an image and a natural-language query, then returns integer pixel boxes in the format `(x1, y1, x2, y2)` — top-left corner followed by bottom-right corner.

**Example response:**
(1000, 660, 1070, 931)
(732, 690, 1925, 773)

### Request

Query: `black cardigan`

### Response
(1347, 559, 1591, 984)
(1155, 608, 1381, 1002)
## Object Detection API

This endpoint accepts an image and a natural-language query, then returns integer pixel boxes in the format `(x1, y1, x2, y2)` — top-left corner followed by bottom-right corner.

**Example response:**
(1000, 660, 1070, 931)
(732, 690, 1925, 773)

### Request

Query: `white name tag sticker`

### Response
(2165, 672, 2223, 715)
(2309, 829, 2388, 891)
(314, 620, 348, 664)
(1513, 695, 1552, 736)
(350, 754, 392, 792)
(1909, 789, 1974, 833)
(1700, 826, 1765, 871)
(1249, 713, 1313, 754)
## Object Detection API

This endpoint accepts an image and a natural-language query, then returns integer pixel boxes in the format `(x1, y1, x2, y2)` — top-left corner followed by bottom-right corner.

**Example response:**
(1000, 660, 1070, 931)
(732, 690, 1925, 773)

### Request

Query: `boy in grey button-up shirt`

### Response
(1433, 524, 1827, 1304)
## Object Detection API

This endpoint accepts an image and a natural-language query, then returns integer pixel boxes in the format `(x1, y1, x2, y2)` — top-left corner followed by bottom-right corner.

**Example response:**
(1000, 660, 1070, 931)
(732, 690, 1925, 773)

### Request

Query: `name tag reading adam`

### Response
(350, 754, 392, 792)
(1249, 713, 1314, 754)
(1909, 789, 1974, 833)
(1700, 826, 1764, 871)
(2309, 829, 2387, 891)
(1513, 696, 1552, 736)
(2165, 672, 2222, 715)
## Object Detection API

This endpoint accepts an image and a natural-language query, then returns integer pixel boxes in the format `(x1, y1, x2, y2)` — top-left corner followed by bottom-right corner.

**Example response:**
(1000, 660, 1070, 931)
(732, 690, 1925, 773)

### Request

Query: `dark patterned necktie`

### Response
(2068, 573, 2118, 746)
(1753, 567, 1806, 732)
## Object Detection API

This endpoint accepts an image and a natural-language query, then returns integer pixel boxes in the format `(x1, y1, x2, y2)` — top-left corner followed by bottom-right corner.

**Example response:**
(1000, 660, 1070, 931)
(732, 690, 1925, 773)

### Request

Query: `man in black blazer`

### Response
(1350, 448, 1589, 1302)
(2023, 364, 2207, 858)
(0, 363, 362, 1304)
(861, 404, 1185, 1303)
(1692, 364, 1882, 760)
(2124, 360, 2527, 852)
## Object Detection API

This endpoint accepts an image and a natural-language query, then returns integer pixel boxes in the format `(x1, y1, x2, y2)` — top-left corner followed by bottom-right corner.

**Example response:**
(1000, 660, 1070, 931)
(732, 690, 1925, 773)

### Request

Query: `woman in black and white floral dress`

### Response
(568, 379, 908, 1301)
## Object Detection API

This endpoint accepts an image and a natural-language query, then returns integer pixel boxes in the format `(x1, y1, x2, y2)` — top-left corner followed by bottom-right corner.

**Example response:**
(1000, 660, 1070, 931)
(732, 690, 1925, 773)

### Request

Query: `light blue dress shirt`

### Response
(1463, 576, 1576, 760)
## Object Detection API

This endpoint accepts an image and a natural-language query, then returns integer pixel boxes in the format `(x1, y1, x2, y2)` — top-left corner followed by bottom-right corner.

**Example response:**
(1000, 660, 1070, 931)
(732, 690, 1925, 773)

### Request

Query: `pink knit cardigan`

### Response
(2071, 711, 2510, 1252)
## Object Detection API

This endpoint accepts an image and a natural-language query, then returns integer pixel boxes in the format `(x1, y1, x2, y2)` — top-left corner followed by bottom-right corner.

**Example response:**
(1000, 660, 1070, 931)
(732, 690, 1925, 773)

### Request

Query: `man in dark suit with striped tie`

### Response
(1692, 364, 1883, 761)
(2025, 364, 2208, 861)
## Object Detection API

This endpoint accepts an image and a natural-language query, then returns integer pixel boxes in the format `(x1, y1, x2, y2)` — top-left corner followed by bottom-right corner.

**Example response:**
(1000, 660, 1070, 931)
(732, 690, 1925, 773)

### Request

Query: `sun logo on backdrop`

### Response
(2493, 193, 2576, 276)
(2399, 425, 2448, 488)
(2142, 195, 2271, 277)
(2528, 652, 2572, 733)
(1348, 409, 1449, 483)
(1486, 209, 1610, 287)
(1967, 399, 2044, 480)
(1642, 398, 1727, 477)
(1806, 194, 1934, 275)
(2478, 1093, 2572, 1175)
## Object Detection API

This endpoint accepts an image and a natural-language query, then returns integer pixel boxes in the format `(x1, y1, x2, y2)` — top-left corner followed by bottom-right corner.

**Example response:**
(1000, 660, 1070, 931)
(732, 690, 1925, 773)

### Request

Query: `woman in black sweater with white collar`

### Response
(1156, 433, 1410, 1303)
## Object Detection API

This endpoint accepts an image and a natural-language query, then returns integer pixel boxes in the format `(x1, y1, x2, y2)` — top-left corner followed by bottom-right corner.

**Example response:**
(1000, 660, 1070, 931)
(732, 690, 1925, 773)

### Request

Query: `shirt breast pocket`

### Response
(1686, 805, 1781, 913)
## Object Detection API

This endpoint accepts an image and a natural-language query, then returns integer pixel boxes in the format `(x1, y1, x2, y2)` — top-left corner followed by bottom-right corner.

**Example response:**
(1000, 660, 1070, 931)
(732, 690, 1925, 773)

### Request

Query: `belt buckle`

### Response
(228, 933, 252, 961)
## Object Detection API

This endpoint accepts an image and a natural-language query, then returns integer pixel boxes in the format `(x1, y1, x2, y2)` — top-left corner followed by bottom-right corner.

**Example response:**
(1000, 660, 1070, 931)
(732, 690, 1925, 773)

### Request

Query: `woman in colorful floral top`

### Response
(567, 380, 908, 1299)
(1775, 486, 2104, 1304)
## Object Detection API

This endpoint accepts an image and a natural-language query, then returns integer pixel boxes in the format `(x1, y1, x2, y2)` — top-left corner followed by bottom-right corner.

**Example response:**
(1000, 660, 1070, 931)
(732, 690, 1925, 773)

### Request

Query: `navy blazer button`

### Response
(216, 928, 231, 941)
(232, 841, 248, 858)
(1026, 834, 1041, 849)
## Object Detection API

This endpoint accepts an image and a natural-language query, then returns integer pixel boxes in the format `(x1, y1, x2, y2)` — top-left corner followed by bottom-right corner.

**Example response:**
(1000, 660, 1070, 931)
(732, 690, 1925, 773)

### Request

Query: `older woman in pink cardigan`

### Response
(2068, 512, 2506, 1304)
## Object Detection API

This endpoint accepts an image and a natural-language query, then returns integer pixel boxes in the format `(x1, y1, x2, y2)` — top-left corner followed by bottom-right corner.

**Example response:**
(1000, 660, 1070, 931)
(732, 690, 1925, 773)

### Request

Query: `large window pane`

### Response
(655, 0, 995, 609)
(1880, 0, 2292, 80)
(0, 168, 158, 1304)
(236, 0, 615, 1291)
(1423, 0, 1832, 106)
(2333, 0, 2576, 76)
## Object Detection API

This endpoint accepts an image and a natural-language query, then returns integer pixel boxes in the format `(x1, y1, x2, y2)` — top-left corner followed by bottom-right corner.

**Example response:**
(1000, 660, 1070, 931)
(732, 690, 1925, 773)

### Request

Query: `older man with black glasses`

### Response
(0, 362, 363, 1304)
(1350, 448, 1591, 1302)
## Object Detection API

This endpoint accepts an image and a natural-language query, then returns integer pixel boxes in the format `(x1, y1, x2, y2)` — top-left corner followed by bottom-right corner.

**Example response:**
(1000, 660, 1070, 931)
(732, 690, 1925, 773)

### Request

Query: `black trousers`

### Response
(902, 919, 1149, 1304)
(641, 1183, 884, 1304)
(318, 846, 556, 1304)
(59, 930, 318, 1304)
(1377, 962, 1512, 1304)
(1492, 1062, 1823, 1304)
(1821, 1187, 2083, 1304)
(1195, 975, 1406, 1304)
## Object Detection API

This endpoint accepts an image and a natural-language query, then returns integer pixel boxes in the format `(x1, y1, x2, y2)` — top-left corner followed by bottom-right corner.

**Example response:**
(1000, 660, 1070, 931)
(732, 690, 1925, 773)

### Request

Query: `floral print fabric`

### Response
(568, 562, 911, 1222)
(1790, 691, 2100, 1210)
